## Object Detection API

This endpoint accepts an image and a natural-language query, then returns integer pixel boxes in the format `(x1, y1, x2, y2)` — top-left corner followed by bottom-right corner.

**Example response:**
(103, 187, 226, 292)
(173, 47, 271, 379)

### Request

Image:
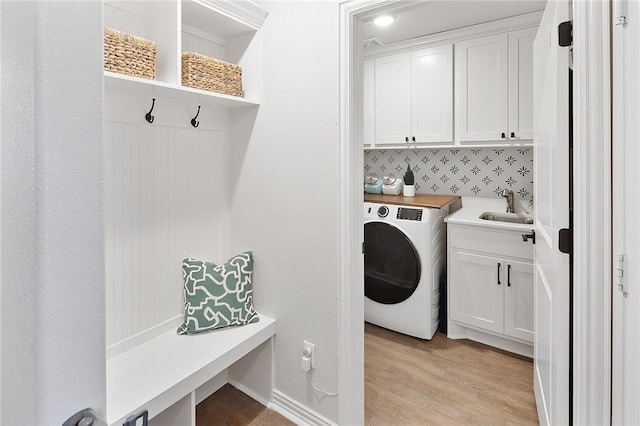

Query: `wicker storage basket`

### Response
(181, 52, 243, 97)
(104, 28, 157, 80)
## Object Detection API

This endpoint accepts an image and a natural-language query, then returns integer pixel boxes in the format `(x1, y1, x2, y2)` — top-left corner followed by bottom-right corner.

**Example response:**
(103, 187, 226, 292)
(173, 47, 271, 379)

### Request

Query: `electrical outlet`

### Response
(303, 340, 316, 369)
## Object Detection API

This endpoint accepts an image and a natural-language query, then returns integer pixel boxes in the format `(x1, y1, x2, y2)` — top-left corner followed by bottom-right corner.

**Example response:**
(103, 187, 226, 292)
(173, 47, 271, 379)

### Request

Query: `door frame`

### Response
(571, 1, 612, 424)
(337, 1, 612, 424)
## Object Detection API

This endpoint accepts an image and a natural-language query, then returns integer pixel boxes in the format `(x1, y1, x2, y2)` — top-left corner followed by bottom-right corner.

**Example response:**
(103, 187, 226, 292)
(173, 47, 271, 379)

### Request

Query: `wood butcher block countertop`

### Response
(364, 193, 460, 209)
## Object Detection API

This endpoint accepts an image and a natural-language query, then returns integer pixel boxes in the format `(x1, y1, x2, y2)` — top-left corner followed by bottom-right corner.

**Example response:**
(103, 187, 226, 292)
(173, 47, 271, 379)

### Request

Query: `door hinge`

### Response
(559, 21, 573, 47)
(559, 228, 573, 254)
(615, 0, 627, 26)
(362, 241, 365, 254)
(616, 253, 628, 294)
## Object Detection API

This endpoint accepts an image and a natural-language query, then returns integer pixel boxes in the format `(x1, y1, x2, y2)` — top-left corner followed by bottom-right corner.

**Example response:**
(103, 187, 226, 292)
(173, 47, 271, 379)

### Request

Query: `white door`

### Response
(504, 260, 535, 343)
(448, 250, 504, 334)
(612, 0, 640, 422)
(532, 0, 571, 424)
(374, 53, 411, 145)
(411, 45, 453, 144)
(455, 33, 508, 143)
(508, 27, 536, 141)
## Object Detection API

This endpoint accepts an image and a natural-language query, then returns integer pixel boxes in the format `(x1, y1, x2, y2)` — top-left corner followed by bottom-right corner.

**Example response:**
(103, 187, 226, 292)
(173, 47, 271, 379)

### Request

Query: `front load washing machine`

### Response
(364, 202, 447, 339)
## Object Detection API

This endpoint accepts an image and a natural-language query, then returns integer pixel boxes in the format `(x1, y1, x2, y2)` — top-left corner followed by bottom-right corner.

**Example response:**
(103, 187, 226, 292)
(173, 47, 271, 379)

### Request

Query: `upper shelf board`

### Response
(105, 71, 260, 108)
(181, 0, 269, 39)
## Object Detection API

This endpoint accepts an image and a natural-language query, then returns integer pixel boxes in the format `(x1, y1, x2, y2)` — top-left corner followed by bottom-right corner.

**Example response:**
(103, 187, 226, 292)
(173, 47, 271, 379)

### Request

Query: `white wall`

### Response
(1, 1, 106, 424)
(230, 1, 341, 421)
(34, 2, 106, 423)
(1, 2, 37, 424)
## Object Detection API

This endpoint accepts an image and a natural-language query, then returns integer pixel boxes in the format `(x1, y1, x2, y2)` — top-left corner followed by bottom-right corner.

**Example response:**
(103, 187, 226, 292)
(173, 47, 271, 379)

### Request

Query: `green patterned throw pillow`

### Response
(177, 251, 259, 335)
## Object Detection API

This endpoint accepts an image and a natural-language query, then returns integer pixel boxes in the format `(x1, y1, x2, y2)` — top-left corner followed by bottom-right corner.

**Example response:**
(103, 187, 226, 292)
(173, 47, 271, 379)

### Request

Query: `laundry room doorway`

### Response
(337, 1, 613, 425)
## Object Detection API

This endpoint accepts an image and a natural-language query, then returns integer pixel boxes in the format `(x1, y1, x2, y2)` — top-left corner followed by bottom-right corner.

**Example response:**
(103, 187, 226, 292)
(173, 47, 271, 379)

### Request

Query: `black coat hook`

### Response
(145, 98, 155, 123)
(191, 106, 201, 128)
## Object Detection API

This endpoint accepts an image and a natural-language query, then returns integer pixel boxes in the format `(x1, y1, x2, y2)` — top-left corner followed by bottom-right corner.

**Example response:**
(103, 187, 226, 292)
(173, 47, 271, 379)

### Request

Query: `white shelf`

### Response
(181, 0, 262, 39)
(105, 71, 260, 107)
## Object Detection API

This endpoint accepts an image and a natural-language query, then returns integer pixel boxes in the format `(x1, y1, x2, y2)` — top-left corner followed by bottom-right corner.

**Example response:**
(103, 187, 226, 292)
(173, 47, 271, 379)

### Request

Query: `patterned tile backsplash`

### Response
(364, 147, 534, 205)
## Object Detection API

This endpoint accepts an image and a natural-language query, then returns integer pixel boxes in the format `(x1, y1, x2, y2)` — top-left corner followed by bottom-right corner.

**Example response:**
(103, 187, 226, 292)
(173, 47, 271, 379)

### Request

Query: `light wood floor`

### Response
(197, 325, 538, 425)
(365, 323, 538, 425)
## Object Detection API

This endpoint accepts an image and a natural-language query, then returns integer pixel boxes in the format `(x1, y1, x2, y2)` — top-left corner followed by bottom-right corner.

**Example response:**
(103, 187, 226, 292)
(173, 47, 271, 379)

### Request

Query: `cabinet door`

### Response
(374, 53, 411, 145)
(504, 260, 534, 342)
(508, 27, 536, 140)
(455, 33, 508, 143)
(411, 45, 453, 144)
(363, 59, 375, 147)
(449, 250, 504, 334)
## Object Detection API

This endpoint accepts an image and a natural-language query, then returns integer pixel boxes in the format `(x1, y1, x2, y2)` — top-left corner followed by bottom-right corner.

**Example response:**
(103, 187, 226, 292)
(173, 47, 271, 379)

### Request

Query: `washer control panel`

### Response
(397, 207, 423, 221)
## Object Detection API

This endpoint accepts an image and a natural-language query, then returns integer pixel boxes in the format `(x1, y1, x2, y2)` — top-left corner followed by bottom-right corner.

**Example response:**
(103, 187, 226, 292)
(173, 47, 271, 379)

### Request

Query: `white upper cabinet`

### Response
(455, 28, 536, 144)
(508, 27, 537, 140)
(374, 53, 412, 145)
(455, 33, 509, 143)
(411, 45, 454, 144)
(372, 46, 453, 146)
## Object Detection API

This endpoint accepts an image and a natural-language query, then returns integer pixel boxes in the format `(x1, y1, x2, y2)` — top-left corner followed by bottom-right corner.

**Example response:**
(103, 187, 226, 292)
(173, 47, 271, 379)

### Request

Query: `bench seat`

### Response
(106, 314, 276, 426)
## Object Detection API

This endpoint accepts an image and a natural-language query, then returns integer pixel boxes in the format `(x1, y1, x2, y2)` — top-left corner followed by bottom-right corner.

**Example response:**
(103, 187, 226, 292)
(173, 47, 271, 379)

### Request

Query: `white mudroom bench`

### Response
(106, 314, 276, 426)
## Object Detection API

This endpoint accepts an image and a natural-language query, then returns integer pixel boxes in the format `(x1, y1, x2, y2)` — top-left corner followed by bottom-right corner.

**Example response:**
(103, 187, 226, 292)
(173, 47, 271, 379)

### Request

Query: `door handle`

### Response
(522, 232, 535, 244)
(497, 262, 501, 285)
(62, 408, 106, 426)
(507, 264, 511, 287)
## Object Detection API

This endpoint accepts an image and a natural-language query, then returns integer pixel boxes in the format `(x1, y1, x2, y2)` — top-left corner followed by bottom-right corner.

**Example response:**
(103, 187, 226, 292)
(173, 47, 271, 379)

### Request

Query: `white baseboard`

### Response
(447, 320, 533, 358)
(270, 390, 337, 426)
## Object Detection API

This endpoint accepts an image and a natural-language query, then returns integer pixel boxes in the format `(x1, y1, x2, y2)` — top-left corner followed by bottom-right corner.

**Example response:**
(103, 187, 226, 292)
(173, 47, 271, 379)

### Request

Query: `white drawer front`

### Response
(448, 224, 533, 260)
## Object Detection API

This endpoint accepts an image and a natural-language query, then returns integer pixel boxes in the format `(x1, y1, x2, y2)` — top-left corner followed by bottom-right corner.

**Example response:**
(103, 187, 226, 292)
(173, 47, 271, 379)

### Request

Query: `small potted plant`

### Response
(403, 163, 415, 197)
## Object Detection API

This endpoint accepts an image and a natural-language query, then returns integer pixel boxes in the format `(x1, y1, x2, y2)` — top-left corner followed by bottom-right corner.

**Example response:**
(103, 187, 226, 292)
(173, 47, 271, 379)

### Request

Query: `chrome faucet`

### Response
(501, 189, 515, 213)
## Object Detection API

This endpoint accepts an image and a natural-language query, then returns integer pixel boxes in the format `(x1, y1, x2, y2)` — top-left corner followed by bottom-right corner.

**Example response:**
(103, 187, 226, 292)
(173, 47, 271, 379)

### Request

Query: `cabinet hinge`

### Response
(558, 228, 572, 254)
(362, 241, 365, 254)
(616, 253, 628, 294)
(558, 21, 573, 47)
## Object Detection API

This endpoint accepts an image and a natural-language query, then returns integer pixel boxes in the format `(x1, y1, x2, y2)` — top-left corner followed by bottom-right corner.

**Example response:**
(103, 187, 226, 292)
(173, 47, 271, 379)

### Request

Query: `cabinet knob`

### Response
(510, 132, 515, 138)
(405, 136, 409, 143)
(501, 132, 506, 139)
(412, 136, 416, 142)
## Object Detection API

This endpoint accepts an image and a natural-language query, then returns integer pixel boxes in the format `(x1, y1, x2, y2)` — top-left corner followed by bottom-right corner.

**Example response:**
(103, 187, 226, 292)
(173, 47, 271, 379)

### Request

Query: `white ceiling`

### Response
(361, 0, 546, 46)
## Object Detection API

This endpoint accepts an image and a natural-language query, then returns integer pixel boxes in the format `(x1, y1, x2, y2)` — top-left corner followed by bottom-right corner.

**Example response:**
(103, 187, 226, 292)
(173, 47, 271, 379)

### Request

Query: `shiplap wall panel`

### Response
(182, 30, 226, 60)
(105, 122, 230, 347)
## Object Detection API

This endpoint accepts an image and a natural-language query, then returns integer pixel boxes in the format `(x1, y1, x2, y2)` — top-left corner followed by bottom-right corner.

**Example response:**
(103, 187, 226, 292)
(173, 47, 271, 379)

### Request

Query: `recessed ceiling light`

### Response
(373, 15, 395, 27)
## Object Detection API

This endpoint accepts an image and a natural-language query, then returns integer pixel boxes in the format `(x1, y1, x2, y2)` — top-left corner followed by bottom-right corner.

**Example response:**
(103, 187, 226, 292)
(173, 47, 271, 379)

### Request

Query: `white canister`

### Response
(382, 177, 403, 195)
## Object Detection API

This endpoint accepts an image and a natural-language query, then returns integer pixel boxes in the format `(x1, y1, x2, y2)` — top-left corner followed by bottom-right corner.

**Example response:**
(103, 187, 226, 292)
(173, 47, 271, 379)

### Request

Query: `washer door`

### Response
(364, 221, 421, 304)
